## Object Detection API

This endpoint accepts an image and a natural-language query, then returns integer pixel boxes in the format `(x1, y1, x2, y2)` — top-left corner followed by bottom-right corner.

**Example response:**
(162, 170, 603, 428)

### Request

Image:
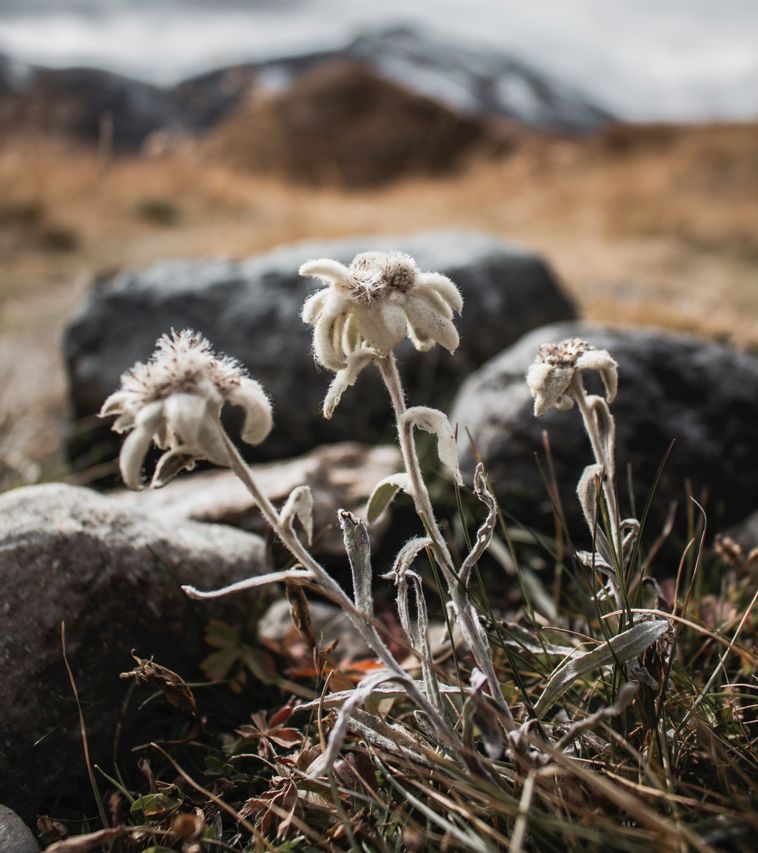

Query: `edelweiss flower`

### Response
(299, 250, 463, 372)
(99, 330, 272, 489)
(527, 338, 618, 417)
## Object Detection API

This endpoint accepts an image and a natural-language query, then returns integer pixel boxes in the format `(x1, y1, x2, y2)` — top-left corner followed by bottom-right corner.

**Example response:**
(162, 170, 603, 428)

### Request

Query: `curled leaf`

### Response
(279, 485, 314, 545)
(366, 473, 412, 524)
(400, 406, 462, 484)
(459, 463, 498, 586)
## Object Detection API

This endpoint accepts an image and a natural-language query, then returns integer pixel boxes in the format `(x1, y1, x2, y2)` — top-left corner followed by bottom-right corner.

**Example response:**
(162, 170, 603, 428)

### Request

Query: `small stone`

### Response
(258, 599, 372, 662)
(109, 442, 401, 559)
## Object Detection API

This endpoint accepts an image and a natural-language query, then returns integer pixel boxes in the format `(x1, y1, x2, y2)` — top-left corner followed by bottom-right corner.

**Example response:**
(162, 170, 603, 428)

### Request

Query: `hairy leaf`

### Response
(339, 509, 373, 617)
(366, 473, 411, 523)
(535, 619, 669, 717)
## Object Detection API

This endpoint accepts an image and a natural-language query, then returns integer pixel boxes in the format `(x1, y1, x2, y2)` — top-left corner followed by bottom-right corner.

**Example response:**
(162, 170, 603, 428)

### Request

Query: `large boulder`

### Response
(451, 323, 758, 534)
(0, 483, 268, 819)
(63, 231, 576, 476)
(0, 805, 39, 853)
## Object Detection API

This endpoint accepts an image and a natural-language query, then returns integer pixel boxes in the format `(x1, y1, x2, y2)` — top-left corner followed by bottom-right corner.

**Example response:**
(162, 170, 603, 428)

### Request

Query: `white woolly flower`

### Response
(99, 330, 272, 489)
(527, 338, 618, 417)
(299, 250, 463, 372)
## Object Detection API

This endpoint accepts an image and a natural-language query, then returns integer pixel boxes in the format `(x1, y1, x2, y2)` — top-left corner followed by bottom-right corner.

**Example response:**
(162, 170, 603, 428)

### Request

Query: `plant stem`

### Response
(570, 375, 620, 552)
(212, 420, 459, 745)
(376, 354, 513, 725)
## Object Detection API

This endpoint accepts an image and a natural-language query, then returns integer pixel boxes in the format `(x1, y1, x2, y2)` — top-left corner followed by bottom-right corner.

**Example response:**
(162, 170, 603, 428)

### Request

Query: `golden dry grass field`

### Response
(1, 121, 757, 473)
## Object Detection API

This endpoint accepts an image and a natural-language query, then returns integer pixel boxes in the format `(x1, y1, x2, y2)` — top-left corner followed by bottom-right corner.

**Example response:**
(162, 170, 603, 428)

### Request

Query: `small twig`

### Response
(148, 742, 260, 839)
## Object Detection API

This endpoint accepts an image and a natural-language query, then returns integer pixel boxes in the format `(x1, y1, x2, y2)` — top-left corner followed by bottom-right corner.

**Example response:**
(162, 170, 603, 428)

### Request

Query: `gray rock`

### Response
(0, 483, 268, 818)
(727, 510, 758, 553)
(451, 323, 758, 534)
(63, 231, 575, 475)
(0, 804, 39, 853)
(109, 442, 401, 559)
(258, 599, 372, 662)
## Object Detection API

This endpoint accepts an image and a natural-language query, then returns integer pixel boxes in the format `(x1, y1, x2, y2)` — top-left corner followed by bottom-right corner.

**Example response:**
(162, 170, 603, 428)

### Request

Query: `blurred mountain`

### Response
(0, 26, 612, 153)
(251, 27, 613, 132)
(204, 60, 514, 186)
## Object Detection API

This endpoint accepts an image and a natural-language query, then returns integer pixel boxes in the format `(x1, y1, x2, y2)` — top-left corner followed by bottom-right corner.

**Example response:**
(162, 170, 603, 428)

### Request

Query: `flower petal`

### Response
(118, 400, 163, 490)
(527, 362, 575, 417)
(99, 390, 131, 418)
(151, 448, 197, 488)
(414, 285, 454, 319)
(163, 392, 205, 448)
(576, 349, 618, 403)
(299, 258, 352, 289)
(341, 313, 361, 354)
(403, 292, 459, 353)
(354, 302, 407, 354)
(416, 272, 463, 314)
(226, 377, 273, 446)
(313, 312, 348, 371)
(323, 349, 374, 419)
(301, 287, 330, 324)
(112, 412, 135, 434)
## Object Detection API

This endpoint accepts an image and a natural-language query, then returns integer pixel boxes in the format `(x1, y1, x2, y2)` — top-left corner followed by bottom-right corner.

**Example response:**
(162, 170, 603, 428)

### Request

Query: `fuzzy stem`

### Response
(377, 354, 513, 725)
(570, 375, 620, 549)
(210, 420, 459, 745)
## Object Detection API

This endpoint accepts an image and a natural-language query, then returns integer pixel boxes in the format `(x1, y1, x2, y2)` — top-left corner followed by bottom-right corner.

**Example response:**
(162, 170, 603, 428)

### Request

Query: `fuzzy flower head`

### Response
(99, 330, 272, 489)
(527, 338, 618, 417)
(299, 250, 463, 372)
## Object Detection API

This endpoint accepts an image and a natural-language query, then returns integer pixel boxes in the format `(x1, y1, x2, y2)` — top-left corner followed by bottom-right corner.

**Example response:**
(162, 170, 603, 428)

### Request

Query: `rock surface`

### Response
(0, 483, 268, 818)
(0, 804, 39, 853)
(64, 230, 576, 475)
(727, 510, 758, 553)
(110, 442, 401, 559)
(451, 322, 758, 534)
(258, 599, 372, 662)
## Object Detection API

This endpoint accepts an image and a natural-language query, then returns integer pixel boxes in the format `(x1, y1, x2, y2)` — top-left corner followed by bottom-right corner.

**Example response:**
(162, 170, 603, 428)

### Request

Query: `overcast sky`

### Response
(0, 0, 756, 120)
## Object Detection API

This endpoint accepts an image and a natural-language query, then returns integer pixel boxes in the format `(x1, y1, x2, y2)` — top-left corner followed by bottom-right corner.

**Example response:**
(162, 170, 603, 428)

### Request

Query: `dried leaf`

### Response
(460, 463, 498, 586)
(463, 668, 504, 760)
(120, 654, 198, 722)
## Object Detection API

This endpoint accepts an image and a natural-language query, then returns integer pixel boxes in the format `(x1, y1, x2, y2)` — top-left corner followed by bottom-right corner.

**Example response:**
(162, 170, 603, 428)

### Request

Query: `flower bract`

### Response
(99, 329, 272, 489)
(527, 338, 618, 417)
(299, 250, 463, 372)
